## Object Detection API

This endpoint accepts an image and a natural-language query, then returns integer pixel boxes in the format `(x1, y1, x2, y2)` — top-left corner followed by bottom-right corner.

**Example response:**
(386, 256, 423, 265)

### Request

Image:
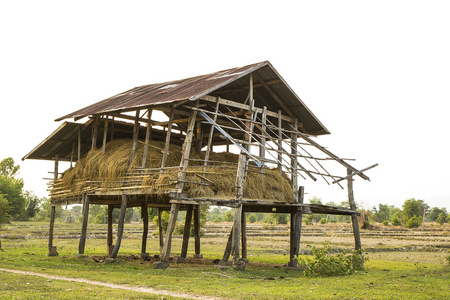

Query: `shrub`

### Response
(382, 220, 389, 226)
(445, 256, 450, 266)
(391, 216, 402, 226)
(303, 215, 313, 225)
(297, 243, 368, 277)
(212, 216, 223, 223)
(436, 213, 447, 225)
(248, 214, 257, 223)
(319, 218, 327, 224)
(405, 216, 422, 228)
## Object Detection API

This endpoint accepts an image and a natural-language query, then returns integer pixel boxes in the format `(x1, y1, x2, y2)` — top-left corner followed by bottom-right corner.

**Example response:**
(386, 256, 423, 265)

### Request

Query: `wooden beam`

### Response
(77, 127, 81, 161)
(111, 194, 128, 259)
(260, 106, 267, 173)
(202, 97, 220, 178)
(241, 210, 247, 260)
(107, 205, 113, 255)
(79, 194, 90, 255)
(221, 227, 233, 262)
(277, 110, 283, 175)
(193, 205, 201, 257)
(160, 106, 175, 175)
(48, 205, 57, 256)
(102, 119, 108, 153)
(161, 203, 180, 263)
(141, 202, 148, 254)
(158, 208, 164, 255)
(129, 110, 140, 164)
(214, 79, 282, 95)
(180, 205, 193, 259)
(291, 118, 299, 203)
(91, 116, 100, 150)
(348, 169, 363, 269)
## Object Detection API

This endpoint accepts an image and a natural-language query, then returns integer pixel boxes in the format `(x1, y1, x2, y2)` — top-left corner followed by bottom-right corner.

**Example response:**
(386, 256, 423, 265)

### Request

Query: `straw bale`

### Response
(55, 139, 293, 202)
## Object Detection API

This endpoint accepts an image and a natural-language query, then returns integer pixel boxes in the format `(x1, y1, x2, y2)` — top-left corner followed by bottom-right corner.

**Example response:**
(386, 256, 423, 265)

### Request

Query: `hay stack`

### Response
(56, 139, 293, 202)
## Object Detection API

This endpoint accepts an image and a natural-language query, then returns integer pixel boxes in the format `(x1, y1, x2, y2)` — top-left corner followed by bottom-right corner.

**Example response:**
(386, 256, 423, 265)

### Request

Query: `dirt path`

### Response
(0, 268, 223, 300)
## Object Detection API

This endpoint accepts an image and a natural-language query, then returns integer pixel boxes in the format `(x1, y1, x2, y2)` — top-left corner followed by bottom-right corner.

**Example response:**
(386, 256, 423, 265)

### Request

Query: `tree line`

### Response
(1, 157, 448, 229)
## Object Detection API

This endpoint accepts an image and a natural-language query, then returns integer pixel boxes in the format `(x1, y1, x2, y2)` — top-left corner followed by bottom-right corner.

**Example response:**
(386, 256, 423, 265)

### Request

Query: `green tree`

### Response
(0, 157, 27, 219)
(223, 209, 234, 222)
(436, 213, 447, 225)
(23, 191, 42, 220)
(429, 207, 448, 222)
(0, 194, 10, 225)
(402, 198, 428, 220)
(0, 157, 20, 178)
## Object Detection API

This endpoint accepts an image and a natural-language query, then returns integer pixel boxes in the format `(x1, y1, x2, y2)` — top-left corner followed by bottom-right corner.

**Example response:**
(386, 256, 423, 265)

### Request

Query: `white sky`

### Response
(1, 1, 449, 211)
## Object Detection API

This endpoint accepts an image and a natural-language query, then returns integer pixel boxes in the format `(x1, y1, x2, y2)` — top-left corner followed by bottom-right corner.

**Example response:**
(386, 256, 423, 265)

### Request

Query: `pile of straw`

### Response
(56, 139, 293, 202)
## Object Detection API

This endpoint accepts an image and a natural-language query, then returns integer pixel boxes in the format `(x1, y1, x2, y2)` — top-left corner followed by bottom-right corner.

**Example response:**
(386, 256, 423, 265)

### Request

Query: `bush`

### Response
(297, 244, 368, 276)
(303, 215, 313, 225)
(248, 214, 257, 223)
(319, 218, 327, 224)
(436, 213, 447, 225)
(382, 220, 389, 226)
(445, 256, 450, 266)
(391, 216, 402, 226)
(212, 216, 223, 223)
(405, 216, 422, 228)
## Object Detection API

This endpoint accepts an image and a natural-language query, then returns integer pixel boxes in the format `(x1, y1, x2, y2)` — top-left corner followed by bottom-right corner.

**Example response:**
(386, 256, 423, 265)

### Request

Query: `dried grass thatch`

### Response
(54, 139, 293, 202)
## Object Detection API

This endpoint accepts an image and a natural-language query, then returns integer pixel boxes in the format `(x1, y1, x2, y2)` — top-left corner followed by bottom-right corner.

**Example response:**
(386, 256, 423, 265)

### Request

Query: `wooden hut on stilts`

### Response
(23, 61, 376, 267)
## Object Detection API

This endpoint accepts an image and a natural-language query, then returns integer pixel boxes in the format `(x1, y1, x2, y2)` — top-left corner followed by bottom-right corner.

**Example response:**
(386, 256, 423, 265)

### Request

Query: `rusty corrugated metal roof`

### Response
(55, 61, 330, 135)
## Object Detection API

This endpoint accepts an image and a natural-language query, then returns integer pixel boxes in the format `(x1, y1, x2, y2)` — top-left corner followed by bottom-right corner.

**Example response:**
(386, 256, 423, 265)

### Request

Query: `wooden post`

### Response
(181, 205, 193, 258)
(195, 120, 203, 157)
(193, 205, 201, 257)
(260, 106, 267, 175)
(161, 203, 180, 263)
(48, 206, 57, 256)
(49, 153, 59, 256)
(202, 97, 220, 177)
(141, 109, 153, 168)
(231, 152, 246, 264)
(102, 118, 108, 153)
(107, 205, 113, 255)
(241, 210, 247, 260)
(110, 116, 115, 141)
(141, 203, 148, 255)
(291, 118, 299, 203)
(157, 208, 164, 255)
(347, 169, 363, 269)
(91, 116, 99, 150)
(129, 110, 140, 163)
(77, 127, 81, 161)
(79, 194, 90, 255)
(111, 195, 128, 259)
(160, 106, 175, 174)
(277, 110, 283, 175)
(289, 208, 302, 267)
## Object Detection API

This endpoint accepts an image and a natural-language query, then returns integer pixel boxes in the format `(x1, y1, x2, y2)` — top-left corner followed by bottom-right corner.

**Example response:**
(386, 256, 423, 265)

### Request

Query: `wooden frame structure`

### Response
(24, 61, 376, 267)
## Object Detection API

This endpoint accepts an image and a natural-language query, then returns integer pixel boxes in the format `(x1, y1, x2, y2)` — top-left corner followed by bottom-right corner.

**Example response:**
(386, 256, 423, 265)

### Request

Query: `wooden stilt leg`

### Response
(161, 204, 180, 263)
(111, 195, 128, 259)
(79, 195, 90, 255)
(241, 210, 247, 260)
(48, 206, 58, 256)
(158, 208, 164, 256)
(231, 205, 242, 264)
(347, 169, 363, 269)
(193, 206, 201, 258)
(289, 209, 302, 267)
(107, 205, 113, 255)
(181, 205, 193, 259)
(141, 203, 149, 257)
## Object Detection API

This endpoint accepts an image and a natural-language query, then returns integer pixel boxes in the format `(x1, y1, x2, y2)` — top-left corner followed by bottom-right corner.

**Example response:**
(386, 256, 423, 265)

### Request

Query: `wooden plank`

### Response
(180, 205, 193, 258)
(78, 194, 90, 255)
(107, 204, 113, 255)
(111, 194, 128, 259)
(141, 202, 148, 254)
(161, 203, 180, 263)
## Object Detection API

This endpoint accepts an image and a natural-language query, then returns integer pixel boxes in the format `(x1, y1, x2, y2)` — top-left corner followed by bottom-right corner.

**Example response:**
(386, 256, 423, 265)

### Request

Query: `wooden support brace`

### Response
(241, 210, 247, 260)
(181, 205, 193, 258)
(141, 203, 149, 254)
(107, 205, 113, 255)
(48, 206, 58, 256)
(221, 226, 233, 263)
(161, 203, 180, 263)
(111, 195, 128, 259)
(289, 209, 302, 267)
(347, 169, 363, 269)
(193, 205, 201, 257)
(158, 208, 164, 255)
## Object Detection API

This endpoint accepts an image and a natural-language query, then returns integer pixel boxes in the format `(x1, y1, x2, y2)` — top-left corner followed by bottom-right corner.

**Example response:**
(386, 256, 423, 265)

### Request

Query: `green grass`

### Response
(1, 221, 449, 299)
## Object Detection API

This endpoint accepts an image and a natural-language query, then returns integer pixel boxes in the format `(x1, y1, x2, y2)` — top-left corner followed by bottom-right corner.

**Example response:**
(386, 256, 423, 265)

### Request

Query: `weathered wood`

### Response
(91, 116, 99, 150)
(111, 194, 128, 259)
(141, 202, 148, 254)
(193, 205, 201, 256)
(195, 120, 203, 156)
(332, 164, 378, 184)
(160, 106, 175, 174)
(129, 110, 140, 163)
(161, 203, 180, 263)
(348, 169, 363, 269)
(260, 106, 267, 174)
(221, 227, 233, 262)
(158, 208, 164, 255)
(141, 109, 153, 168)
(176, 104, 198, 191)
(107, 204, 113, 255)
(231, 204, 242, 264)
(291, 118, 299, 203)
(277, 110, 283, 175)
(78, 194, 90, 255)
(289, 209, 302, 267)
(48, 205, 57, 256)
(77, 127, 81, 161)
(102, 119, 108, 153)
(241, 210, 247, 259)
(299, 186, 305, 204)
(202, 97, 220, 177)
(180, 205, 193, 258)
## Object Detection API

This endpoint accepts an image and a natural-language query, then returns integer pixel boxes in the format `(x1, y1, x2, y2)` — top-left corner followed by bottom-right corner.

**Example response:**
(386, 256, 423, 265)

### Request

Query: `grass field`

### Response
(1, 221, 449, 299)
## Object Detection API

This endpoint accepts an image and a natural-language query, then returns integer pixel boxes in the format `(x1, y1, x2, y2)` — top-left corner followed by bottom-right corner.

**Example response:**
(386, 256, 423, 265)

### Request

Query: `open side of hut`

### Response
(24, 61, 377, 266)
